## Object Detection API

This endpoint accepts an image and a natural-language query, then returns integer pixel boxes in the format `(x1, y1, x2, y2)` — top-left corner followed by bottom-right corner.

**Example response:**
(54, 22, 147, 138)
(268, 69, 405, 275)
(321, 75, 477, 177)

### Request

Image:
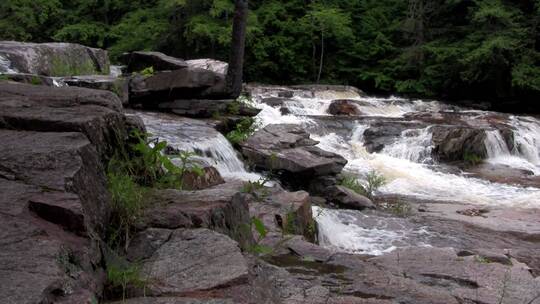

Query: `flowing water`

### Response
(250, 86, 540, 255)
(135, 111, 261, 181)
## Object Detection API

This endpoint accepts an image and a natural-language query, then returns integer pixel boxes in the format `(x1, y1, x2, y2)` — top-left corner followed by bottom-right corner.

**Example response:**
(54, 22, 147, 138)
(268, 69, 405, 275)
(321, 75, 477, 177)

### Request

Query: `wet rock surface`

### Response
(328, 99, 362, 116)
(240, 124, 347, 188)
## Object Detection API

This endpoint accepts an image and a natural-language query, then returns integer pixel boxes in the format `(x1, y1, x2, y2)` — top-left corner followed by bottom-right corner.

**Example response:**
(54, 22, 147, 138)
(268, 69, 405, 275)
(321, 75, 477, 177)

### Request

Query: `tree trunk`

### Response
(317, 32, 324, 84)
(226, 0, 249, 99)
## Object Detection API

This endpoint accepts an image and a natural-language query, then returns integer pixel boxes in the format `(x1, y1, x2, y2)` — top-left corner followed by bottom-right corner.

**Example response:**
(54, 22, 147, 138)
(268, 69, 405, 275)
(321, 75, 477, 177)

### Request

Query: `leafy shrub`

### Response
(340, 170, 386, 199)
(106, 261, 146, 301)
(249, 217, 273, 256)
(226, 117, 258, 145)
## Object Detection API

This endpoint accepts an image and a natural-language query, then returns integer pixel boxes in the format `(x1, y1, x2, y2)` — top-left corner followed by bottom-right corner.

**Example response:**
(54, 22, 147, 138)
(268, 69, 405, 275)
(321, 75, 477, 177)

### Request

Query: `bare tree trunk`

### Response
(226, 0, 249, 99)
(317, 32, 324, 84)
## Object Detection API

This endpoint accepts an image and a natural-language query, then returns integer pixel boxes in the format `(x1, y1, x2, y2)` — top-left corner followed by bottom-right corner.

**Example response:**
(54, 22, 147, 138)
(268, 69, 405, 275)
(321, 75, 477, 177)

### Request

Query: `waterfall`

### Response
(313, 206, 432, 255)
(136, 112, 261, 181)
(0, 55, 18, 74)
(484, 130, 511, 158)
(382, 128, 434, 164)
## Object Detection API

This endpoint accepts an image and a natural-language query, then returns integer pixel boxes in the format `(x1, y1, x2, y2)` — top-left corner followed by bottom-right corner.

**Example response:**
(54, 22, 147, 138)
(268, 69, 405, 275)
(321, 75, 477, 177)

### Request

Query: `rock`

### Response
(0, 130, 111, 235)
(139, 228, 249, 296)
(327, 100, 362, 116)
(127, 228, 173, 262)
(0, 131, 111, 303)
(362, 121, 425, 153)
(368, 247, 539, 304)
(241, 124, 347, 189)
(0, 82, 127, 158)
(0, 41, 109, 76)
(129, 68, 227, 105)
(108, 298, 236, 304)
(139, 181, 253, 249)
(0, 73, 60, 86)
(431, 125, 487, 162)
(182, 166, 225, 190)
(120, 51, 188, 73)
(186, 58, 228, 75)
(159, 99, 234, 118)
(246, 190, 315, 244)
(62, 75, 130, 105)
(325, 186, 375, 210)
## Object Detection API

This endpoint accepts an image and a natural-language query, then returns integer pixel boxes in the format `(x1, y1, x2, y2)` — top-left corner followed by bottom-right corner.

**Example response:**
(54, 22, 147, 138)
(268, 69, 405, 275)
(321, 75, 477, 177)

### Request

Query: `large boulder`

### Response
(431, 126, 488, 162)
(0, 82, 127, 158)
(129, 68, 227, 105)
(120, 51, 188, 73)
(134, 228, 249, 296)
(0, 41, 109, 76)
(327, 99, 362, 116)
(240, 124, 347, 188)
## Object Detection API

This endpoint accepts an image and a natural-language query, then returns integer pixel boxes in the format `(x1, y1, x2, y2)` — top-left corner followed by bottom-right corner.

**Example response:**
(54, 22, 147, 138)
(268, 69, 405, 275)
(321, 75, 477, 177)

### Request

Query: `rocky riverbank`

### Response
(1, 41, 540, 304)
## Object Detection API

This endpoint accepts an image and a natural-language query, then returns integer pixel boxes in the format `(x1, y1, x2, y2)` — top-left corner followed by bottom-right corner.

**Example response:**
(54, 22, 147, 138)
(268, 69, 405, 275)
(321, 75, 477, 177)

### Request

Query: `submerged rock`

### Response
(0, 41, 109, 76)
(241, 124, 347, 188)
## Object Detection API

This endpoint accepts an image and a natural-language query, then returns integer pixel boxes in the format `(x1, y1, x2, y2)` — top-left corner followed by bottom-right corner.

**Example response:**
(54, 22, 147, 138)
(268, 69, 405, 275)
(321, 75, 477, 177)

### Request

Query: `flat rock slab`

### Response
(108, 298, 236, 304)
(0, 82, 126, 157)
(140, 228, 249, 296)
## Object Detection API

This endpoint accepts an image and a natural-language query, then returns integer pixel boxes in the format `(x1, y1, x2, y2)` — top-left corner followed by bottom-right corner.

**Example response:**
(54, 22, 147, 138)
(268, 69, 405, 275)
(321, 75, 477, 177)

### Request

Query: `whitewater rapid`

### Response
(250, 86, 540, 255)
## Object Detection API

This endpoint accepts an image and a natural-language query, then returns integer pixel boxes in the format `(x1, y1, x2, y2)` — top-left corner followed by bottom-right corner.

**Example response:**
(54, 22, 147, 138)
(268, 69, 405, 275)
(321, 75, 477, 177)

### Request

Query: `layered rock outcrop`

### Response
(0, 41, 110, 76)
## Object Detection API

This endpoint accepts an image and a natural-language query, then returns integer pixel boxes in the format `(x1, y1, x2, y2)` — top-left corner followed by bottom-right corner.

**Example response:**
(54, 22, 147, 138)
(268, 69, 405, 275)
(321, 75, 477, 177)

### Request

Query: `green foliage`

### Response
(106, 130, 202, 250)
(2, 0, 540, 103)
(106, 261, 146, 301)
(30, 76, 42, 85)
(340, 170, 386, 199)
(249, 217, 273, 256)
(0, 75, 9, 81)
(138, 66, 155, 77)
(226, 117, 257, 145)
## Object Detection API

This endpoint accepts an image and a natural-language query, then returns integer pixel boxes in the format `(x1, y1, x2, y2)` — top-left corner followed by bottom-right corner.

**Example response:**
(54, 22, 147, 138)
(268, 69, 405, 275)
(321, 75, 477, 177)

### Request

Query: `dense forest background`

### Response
(1, 0, 540, 108)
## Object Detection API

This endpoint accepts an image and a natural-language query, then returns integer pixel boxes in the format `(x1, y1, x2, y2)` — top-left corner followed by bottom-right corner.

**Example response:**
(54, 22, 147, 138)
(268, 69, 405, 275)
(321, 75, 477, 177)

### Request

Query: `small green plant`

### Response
(340, 170, 386, 199)
(227, 100, 241, 115)
(0, 74, 9, 81)
(107, 262, 146, 302)
(463, 151, 483, 166)
(139, 66, 154, 77)
(249, 217, 273, 256)
(226, 117, 258, 145)
(30, 76, 42, 85)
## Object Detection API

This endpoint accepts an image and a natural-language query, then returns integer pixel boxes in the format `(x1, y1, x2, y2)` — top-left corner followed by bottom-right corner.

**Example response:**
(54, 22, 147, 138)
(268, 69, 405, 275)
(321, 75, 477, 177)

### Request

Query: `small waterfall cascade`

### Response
(511, 118, 540, 165)
(136, 112, 260, 181)
(0, 54, 17, 74)
(382, 128, 434, 164)
(484, 130, 511, 158)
